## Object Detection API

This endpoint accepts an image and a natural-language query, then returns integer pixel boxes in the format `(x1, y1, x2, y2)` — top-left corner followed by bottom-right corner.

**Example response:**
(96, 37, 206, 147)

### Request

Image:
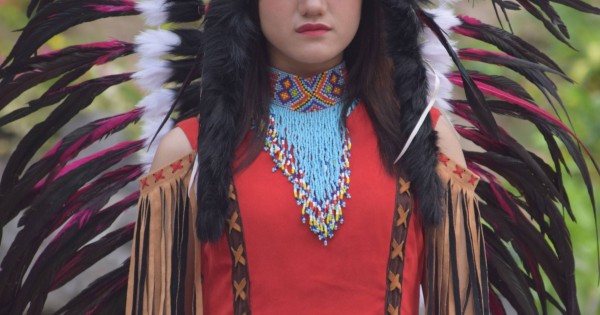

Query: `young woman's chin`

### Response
(259, 0, 362, 76)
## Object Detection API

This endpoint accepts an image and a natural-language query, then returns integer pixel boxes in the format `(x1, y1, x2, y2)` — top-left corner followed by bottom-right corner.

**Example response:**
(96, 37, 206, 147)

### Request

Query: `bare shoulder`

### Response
(149, 127, 194, 172)
(434, 113, 467, 168)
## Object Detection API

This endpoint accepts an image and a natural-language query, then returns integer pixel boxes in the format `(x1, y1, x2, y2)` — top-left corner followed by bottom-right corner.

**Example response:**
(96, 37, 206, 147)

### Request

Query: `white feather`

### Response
(132, 58, 171, 91)
(137, 89, 176, 168)
(136, 88, 175, 118)
(136, 0, 169, 27)
(134, 29, 181, 59)
(421, 6, 461, 115)
(432, 0, 461, 5)
(397, 4, 459, 159)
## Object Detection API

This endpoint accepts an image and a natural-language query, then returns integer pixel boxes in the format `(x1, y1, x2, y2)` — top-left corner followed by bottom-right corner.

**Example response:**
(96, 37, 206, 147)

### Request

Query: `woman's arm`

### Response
(149, 127, 194, 172)
(434, 114, 466, 168)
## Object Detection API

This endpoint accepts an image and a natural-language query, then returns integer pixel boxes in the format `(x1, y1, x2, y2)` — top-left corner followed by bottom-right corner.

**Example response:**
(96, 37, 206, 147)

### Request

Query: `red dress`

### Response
(175, 105, 443, 314)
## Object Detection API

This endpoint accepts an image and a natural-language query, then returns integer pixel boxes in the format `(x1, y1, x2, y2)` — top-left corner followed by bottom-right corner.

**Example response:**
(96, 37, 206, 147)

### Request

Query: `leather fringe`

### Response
(125, 154, 203, 315)
(425, 155, 490, 314)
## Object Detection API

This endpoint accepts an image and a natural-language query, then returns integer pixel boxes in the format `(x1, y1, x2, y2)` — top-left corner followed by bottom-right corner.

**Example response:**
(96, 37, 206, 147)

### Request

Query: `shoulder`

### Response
(433, 112, 467, 168)
(149, 126, 195, 172)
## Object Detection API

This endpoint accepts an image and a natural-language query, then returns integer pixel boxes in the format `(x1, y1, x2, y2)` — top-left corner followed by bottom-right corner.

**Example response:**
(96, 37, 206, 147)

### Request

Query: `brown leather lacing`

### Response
(226, 184, 251, 315)
(384, 177, 413, 315)
(224, 177, 414, 315)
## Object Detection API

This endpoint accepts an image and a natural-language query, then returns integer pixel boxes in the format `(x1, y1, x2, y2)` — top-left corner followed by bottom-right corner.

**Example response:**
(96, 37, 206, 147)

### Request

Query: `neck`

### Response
(274, 61, 341, 78)
(267, 47, 344, 77)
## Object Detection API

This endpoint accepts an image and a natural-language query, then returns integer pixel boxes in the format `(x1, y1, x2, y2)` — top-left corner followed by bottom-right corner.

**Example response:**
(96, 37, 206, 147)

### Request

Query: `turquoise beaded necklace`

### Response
(265, 63, 356, 246)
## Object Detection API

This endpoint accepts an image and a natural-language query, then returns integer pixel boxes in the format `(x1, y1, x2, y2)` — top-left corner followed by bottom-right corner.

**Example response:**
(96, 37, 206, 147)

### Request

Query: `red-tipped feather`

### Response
(454, 15, 565, 73)
(0, 110, 141, 228)
(15, 166, 141, 315)
(51, 219, 137, 290)
(0, 140, 143, 313)
(0, 73, 132, 197)
(1, 0, 138, 69)
(0, 41, 134, 113)
(53, 260, 131, 315)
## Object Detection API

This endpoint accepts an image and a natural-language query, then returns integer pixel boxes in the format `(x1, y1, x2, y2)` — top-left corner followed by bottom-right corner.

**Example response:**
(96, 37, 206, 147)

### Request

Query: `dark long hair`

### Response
(196, 0, 442, 242)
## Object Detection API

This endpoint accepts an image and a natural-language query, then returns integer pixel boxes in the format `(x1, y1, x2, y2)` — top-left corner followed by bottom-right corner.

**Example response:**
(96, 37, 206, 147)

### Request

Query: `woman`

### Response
(126, 0, 487, 314)
(0, 0, 595, 313)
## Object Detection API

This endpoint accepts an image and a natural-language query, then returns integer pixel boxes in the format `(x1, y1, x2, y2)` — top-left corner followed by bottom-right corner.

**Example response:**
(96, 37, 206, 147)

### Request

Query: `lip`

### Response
(296, 23, 331, 35)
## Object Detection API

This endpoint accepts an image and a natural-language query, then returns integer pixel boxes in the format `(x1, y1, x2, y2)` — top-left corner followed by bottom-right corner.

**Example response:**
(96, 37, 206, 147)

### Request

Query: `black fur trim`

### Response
(166, 0, 206, 24)
(196, 0, 259, 241)
(381, 0, 444, 225)
(171, 29, 204, 57)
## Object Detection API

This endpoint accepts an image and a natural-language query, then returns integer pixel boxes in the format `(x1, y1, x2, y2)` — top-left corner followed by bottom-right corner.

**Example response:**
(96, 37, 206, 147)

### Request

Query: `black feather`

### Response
(53, 259, 130, 315)
(551, 0, 600, 14)
(455, 16, 565, 74)
(0, 140, 143, 313)
(167, 0, 206, 23)
(2, 0, 138, 69)
(0, 41, 134, 114)
(379, 1, 444, 225)
(0, 73, 132, 197)
(12, 166, 141, 315)
(196, 0, 260, 241)
(420, 11, 500, 137)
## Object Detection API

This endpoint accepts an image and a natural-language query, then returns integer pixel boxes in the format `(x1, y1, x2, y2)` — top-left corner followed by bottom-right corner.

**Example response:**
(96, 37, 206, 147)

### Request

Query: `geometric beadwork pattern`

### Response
(270, 63, 346, 112)
(265, 63, 354, 246)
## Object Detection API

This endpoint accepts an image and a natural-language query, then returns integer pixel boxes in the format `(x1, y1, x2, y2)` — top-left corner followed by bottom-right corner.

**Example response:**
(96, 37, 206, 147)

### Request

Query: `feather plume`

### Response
(0, 73, 132, 197)
(0, 140, 143, 313)
(133, 59, 171, 91)
(136, 0, 169, 26)
(54, 260, 131, 315)
(454, 15, 565, 73)
(1, 0, 138, 69)
(0, 41, 134, 112)
(12, 166, 141, 315)
(419, 10, 500, 136)
(420, 5, 460, 113)
(51, 204, 137, 290)
(0, 110, 141, 227)
(135, 29, 181, 59)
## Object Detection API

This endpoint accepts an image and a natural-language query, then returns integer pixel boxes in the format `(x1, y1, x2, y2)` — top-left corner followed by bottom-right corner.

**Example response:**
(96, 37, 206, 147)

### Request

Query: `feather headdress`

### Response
(0, 0, 599, 313)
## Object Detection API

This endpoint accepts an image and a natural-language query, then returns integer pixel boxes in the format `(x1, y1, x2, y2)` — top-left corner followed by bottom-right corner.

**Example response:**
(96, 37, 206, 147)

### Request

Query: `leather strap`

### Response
(384, 176, 413, 314)
(226, 184, 252, 315)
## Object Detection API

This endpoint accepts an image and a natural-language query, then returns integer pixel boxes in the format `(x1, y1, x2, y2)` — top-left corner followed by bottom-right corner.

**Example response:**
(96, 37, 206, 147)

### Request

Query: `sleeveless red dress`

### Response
(176, 105, 443, 314)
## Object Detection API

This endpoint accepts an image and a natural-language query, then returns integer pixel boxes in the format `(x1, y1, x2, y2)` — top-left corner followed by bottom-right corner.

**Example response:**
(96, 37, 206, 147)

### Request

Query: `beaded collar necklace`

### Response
(265, 63, 355, 246)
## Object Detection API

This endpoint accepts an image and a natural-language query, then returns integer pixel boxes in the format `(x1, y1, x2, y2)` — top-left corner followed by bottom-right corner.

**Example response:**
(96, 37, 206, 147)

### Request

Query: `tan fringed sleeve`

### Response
(424, 153, 489, 315)
(125, 153, 203, 315)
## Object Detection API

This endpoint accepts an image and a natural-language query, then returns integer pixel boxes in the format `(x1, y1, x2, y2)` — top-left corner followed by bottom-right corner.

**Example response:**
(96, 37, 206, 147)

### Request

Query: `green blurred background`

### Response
(1, 0, 598, 313)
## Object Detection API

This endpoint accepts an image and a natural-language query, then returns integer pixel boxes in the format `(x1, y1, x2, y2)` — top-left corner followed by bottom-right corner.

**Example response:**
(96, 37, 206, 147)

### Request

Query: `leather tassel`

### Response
(126, 157, 201, 315)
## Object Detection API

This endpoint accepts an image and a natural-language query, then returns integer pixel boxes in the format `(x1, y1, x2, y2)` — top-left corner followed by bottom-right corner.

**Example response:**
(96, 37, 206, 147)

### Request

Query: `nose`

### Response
(298, 0, 327, 17)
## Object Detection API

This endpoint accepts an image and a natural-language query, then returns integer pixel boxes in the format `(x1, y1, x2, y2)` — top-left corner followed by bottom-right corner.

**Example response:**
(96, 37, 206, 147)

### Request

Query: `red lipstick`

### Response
(296, 23, 331, 36)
